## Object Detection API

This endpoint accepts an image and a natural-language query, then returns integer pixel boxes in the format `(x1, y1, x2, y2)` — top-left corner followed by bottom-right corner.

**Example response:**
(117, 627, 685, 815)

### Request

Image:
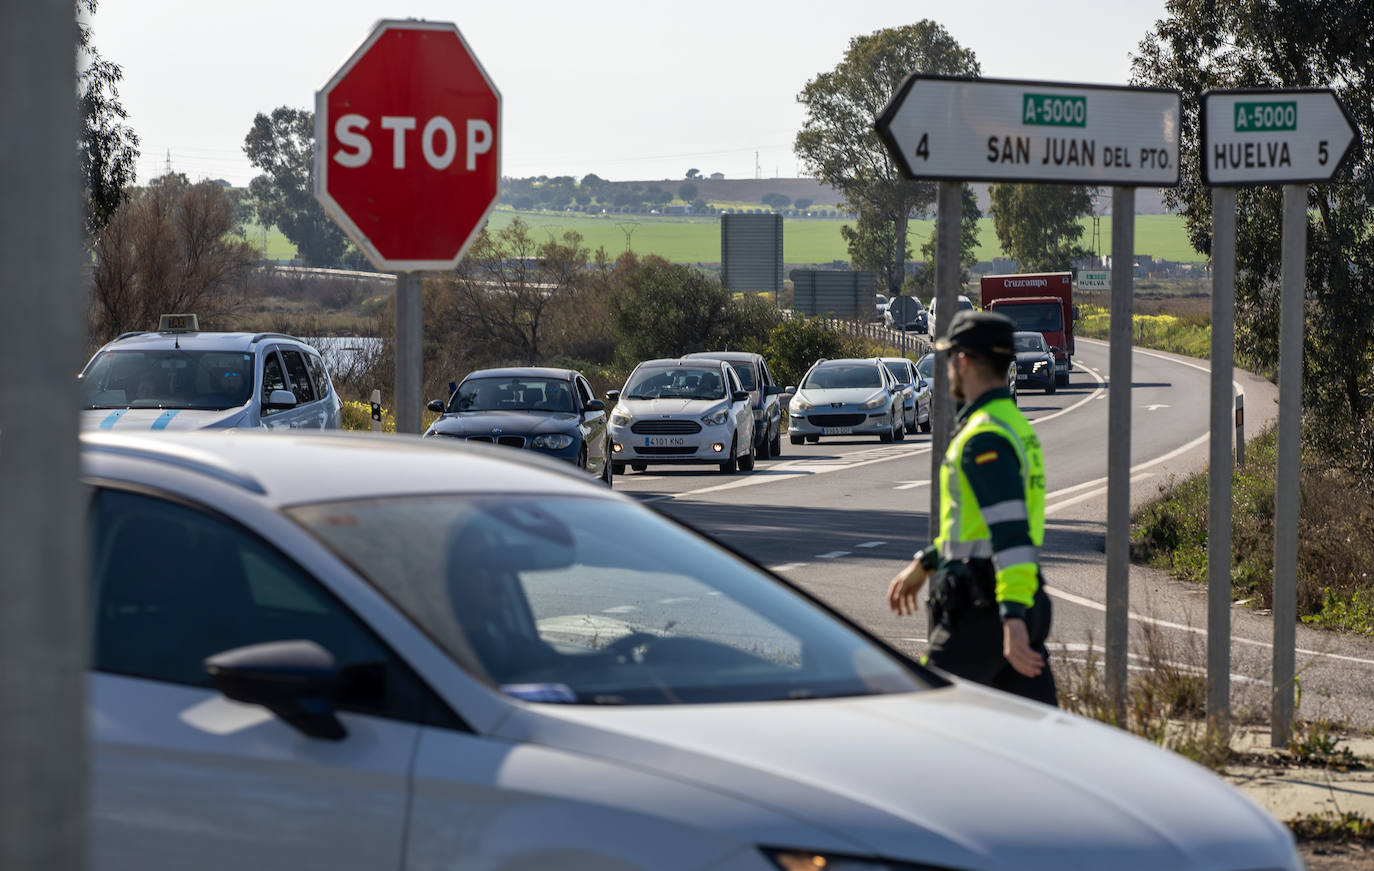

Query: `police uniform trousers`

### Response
(927, 585, 1057, 706)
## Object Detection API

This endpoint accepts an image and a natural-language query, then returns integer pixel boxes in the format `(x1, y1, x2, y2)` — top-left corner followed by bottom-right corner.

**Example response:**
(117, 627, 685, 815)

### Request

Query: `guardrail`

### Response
(784, 309, 932, 358)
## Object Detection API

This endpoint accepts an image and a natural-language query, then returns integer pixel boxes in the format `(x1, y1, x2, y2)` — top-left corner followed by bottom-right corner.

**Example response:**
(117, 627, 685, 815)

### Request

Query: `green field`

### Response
(251, 208, 1203, 266)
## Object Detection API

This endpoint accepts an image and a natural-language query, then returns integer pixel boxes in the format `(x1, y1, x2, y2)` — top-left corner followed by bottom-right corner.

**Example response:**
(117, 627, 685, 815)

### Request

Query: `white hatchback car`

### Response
(608, 357, 756, 474)
(83, 431, 1300, 871)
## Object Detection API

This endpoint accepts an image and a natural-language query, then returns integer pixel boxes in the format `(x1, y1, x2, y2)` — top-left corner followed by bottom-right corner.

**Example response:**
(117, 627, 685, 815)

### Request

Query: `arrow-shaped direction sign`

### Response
(876, 75, 1182, 186)
(1201, 89, 1357, 185)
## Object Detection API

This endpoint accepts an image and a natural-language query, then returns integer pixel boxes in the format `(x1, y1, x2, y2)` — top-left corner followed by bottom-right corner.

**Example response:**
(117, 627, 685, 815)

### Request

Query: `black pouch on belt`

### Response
(928, 562, 972, 618)
(963, 558, 997, 609)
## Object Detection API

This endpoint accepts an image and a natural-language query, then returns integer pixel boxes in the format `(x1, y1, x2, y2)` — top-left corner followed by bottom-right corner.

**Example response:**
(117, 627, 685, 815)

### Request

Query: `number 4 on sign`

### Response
(915, 133, 929, 161)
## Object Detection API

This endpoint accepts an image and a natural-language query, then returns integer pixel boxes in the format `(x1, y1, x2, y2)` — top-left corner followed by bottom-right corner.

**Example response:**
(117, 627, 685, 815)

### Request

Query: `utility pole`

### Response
(617, 222, 638, 252)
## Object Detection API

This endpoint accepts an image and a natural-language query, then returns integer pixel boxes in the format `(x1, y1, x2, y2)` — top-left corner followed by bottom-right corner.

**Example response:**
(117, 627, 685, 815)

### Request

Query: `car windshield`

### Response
(624, 366, 726, 400)
(288, 495, 928, 705)
(80, 350, 255, 411)
(451, 377, 574, 413)
(999, 302, 1063, 333)
(916, 354, 934, 379)
(803, 364, 883, 390)
(882, 362, 910, 383)
(1014, 333, 1049, 352)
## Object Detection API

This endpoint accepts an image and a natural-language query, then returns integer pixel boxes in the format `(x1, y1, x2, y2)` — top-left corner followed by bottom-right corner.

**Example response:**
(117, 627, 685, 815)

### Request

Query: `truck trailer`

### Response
(980, 272, 1075, 387)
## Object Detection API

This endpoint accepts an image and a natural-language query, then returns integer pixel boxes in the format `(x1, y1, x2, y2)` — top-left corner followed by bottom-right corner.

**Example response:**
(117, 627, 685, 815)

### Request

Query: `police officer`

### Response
(886, 310, 1057, 704)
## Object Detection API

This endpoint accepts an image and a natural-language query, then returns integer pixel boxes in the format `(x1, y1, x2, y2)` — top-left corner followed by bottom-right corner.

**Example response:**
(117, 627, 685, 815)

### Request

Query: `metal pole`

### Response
(394, 272, 423, 434)
(1235, 394, 1245, 467)
(0, 1, 87, 868)
(1272, 183, 1306, 747)
(930, 181, 962, 526)
(1105, 186, 1136, 723)
(1207, 186, 1237, 724)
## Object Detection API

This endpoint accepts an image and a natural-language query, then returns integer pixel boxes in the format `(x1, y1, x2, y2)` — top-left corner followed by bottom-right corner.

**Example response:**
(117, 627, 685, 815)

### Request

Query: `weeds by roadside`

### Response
(1290, 811, 1374, 841)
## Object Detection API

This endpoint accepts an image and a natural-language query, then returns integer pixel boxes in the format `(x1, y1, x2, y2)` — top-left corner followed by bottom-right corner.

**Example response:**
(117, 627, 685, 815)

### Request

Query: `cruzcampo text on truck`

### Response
(980, 272, 1075, 387)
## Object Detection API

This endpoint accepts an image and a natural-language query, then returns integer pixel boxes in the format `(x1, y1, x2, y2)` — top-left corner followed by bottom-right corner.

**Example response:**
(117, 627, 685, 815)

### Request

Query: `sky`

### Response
(89, 0, 1172, 188)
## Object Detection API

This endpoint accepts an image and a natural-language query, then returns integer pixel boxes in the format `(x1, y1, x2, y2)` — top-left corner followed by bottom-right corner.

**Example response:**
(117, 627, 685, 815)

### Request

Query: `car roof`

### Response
(1013, 330, 1044, 339)
(635, 358, 726, 369)
(814, 358, 882, 367)
(94, 331, 315, 354)
(682, 351, 761, 364)
(81, 430, 614, 508)
(878, 357, 914, 364)
(461, 367, 577, 380)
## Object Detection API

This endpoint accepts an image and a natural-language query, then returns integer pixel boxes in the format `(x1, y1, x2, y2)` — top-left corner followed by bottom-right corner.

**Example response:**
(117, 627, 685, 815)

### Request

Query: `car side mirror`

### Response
(426, 399, 446, 414)
(205, 640, 346, 741)
(265, 389, 297, 410)
(784, 386, 796, 395)
(919, 379, 928, 390)
(606, 389, 620, 403)
(583, 399, 606, 412)
(765, 384, 784, 396)
(732, 390, 750, 403)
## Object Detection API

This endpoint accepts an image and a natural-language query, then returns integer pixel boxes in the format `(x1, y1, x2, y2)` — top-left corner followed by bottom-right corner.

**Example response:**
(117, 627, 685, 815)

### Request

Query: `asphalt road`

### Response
(615, 339, 1374, 730)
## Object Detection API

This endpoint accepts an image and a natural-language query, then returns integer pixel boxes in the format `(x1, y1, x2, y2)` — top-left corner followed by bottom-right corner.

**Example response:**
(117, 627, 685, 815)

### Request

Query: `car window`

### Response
(261, 351, 287, 412)
(916, 355, 934, 380)
(90, 488, 459, 728)
(574, 377, 594, 407)
(289, 495, 930, 706)
(728, 362, 757, 391)
(803, 364, 884, 390)
(452, 377, 575, 413)
(726, 367, 742, 393)
(281, 349, 316, 404)
(761, 360, 774, 387)
(882, 362, 909, 383)
(624, 367, 726, 400)
(306, 352, 332, 399)
(81, 350, 255, 412)
(1014, 333, 1048, 352)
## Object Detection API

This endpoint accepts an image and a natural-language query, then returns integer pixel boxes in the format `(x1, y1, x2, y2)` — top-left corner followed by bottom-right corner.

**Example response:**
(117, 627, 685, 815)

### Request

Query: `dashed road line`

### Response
(816, 551, 850, 559)
(656, 596, 695, 605)
(769, 562, 810, 572)
(856, 541, 887, 549)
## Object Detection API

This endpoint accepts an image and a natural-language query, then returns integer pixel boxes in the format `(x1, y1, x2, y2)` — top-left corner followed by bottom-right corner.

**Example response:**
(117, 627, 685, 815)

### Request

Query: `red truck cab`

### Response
(980, 272, 1075, 387)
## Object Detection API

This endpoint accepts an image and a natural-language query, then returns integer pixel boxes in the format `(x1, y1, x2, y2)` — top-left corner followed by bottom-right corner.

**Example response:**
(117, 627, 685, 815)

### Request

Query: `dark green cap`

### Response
(934, 310, 1015, 355)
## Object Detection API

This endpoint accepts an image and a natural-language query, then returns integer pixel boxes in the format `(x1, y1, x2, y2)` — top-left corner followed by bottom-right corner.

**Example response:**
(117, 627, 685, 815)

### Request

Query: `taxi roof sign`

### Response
(158, 314, 199, 332)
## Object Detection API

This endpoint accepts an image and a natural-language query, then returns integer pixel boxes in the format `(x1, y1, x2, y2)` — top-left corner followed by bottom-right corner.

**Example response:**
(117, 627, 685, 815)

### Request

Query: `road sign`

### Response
(314, 20, 501, 272)
(876, 75, 1181, 186)
(1079, 269, 1110, 290)
(1200, 89, 1356, 185)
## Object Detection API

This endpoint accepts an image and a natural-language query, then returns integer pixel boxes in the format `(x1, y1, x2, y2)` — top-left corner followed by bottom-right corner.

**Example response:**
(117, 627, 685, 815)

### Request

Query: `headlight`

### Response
(1033, 361, 1048, 372)
(861, 393, 888, 409)
(766, 851, 929, 870)
(531, 433, 574, 450)
(791, 396, 813, 413)
(700, 407, 729, 426)
(610, 410, 632, 426)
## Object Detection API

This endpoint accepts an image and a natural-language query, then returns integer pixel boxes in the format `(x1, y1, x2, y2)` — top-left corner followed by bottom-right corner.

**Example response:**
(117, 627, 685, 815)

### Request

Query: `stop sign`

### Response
(314, 20, 501, 271)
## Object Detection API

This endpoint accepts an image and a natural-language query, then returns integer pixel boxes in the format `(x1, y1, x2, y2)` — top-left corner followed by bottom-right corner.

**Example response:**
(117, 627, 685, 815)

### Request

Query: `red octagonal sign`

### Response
(314, 20, 501, 272)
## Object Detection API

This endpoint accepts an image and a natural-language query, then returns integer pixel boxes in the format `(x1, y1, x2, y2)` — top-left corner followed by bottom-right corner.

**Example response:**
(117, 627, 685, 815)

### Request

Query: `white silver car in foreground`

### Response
(608, 357, 755, 473)
(85, 431, 1299, 871)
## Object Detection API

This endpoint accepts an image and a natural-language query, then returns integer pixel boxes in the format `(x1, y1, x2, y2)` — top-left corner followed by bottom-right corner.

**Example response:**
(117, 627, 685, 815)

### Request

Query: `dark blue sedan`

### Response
(423, 367, 613, 486)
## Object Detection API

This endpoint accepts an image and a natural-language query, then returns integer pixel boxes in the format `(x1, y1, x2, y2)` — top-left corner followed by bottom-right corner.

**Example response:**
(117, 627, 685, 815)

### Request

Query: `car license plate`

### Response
(822, 427, 853, 435)
(645, 436, 685, 447)
(1016, 374, 1028, 381)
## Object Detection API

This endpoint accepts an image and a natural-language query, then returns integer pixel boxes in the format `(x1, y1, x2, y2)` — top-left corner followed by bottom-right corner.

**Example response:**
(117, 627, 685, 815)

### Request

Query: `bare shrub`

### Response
(90, 172, 260, 342)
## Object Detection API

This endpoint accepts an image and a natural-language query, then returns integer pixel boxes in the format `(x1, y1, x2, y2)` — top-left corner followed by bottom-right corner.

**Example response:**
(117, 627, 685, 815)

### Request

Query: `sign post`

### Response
(878, 75, 1181, 718)
(1, 4, 87, 869)
(1200, 88, 1355, 743)
(315, 20, 501, 433)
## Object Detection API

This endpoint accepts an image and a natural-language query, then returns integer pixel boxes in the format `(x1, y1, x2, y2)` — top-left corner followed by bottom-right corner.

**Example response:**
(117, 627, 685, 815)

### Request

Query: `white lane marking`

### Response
(1041, 430, 1211, 516)
(816, 551, 851, 559)
(1143, 404, 1170, 411)
(856, 541, 887, 549)
(656, 597, 695, 605)
(1045, 472, 1155, 515)
(770, 562, 810, 572)
(602, 605, 638, 614)
(1051, 653, 1263, 686)
(655, 444, 933, 501)
(1009, 365, 1107, 429)
(1046, 586, 1374, 667)
(894, 480, 928, 490)
(1078, 337, 1245, 400)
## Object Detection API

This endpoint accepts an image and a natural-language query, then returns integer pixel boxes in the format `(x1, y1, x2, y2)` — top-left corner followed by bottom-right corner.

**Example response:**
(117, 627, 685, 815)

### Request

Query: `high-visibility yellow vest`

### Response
(934, 396, 1045, 608)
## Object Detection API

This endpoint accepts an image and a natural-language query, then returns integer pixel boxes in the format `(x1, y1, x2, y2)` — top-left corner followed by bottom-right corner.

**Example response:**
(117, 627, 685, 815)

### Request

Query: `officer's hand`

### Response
(887, 560, 929, 617)
(1002, 618, 1045, 677)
